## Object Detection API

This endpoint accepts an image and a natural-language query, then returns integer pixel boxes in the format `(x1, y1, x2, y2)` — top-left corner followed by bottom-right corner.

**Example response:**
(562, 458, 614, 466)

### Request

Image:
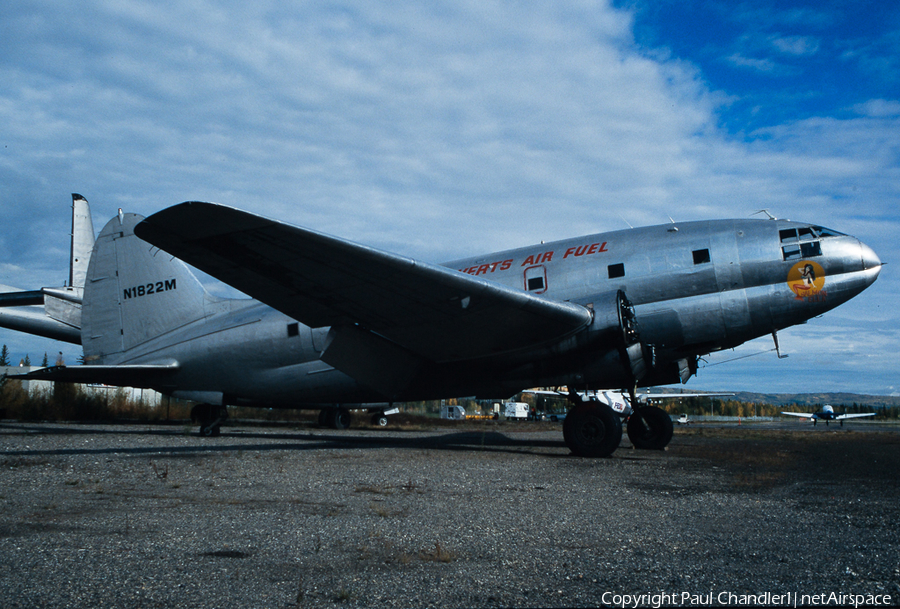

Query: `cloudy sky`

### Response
(1, 0, 897, 395)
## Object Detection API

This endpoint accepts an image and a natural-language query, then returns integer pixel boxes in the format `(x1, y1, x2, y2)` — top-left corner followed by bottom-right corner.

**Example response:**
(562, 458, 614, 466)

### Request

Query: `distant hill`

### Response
(642, 388, 900, 409)
(726, 392, 900, 409)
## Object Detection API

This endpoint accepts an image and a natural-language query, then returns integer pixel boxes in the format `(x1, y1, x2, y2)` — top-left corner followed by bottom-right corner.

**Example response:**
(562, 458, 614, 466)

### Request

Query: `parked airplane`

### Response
(6, 200, 881, 457)
(0, 194, 93, 344)
(781, 405, 875, 426)
(675, 414, 692, 425)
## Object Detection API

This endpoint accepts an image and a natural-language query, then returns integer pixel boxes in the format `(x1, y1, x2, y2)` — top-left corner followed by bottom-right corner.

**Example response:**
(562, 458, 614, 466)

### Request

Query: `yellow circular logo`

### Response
(787, 261, 825, 300)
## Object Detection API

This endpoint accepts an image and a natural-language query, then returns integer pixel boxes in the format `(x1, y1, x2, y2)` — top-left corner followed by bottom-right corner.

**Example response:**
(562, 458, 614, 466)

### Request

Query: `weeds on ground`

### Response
(0, 379, 193, 422)
(420, 541, 455, 563)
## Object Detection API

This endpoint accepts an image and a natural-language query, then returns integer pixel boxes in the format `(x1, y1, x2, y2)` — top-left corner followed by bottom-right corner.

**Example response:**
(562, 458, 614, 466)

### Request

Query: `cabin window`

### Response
(287, 322, 300, 337)
(692, 249, 710, 265)
(608, 263, 625, 279)
(527, 276, 544, 291)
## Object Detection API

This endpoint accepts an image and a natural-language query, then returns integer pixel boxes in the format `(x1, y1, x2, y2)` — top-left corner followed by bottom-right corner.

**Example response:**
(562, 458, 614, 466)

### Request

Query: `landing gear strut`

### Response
(192, 403, 228, 437)
(562, 393, 622, 458)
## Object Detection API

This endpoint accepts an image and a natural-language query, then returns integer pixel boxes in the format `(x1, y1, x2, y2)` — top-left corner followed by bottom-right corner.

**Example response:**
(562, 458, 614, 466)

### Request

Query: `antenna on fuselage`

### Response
(619, 215, 634, 229)
(752, 209, 777, 220)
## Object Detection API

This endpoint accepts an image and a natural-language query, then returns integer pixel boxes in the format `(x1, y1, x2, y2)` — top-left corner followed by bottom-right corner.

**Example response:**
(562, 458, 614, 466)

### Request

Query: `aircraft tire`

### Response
(627, 406, 673, 450)
(562, 403, 622, 458)
(328, 407, 352, 430)
(372, 414, 389, 427)
(318, 408, 331, 428)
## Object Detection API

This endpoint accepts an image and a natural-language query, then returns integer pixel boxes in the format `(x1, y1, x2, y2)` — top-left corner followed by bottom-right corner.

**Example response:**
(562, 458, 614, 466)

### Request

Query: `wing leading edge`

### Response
(135, 202, 593, 367)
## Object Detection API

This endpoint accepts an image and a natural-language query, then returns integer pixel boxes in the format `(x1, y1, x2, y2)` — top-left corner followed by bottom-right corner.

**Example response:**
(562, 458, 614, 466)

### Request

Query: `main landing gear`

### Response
(562, 391, 674, 457)
(563, 400, 622, 458)
(626, 404, 673, 450)
(318, 406, 352, 429)
(318, 406, 396, 429)
(192, 404, 228, 437)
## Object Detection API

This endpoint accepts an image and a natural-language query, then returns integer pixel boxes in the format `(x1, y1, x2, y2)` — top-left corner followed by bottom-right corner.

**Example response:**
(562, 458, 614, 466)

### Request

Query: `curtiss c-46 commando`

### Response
(8, 201, 881, 457)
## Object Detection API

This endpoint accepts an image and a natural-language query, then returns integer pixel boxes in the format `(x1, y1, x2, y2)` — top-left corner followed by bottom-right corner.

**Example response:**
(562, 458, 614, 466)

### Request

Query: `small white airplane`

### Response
(675, 413, 692, 425)
(781, 405, 875, 426)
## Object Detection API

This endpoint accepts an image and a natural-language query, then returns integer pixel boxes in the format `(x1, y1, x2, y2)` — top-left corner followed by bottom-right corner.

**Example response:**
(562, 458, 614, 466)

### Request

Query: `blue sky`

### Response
(1, 0, 897, 395)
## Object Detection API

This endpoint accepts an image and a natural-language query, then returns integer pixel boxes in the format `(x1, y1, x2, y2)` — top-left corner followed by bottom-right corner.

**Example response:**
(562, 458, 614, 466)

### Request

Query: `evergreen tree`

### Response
(23, 354, 31, 366)
(0, 345, 9, 367)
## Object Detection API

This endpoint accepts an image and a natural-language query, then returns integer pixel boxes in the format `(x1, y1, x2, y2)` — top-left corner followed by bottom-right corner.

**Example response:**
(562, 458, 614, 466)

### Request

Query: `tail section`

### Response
(43, 193, 97, 332)
(82, 211, 210, 364)
(69, 194, 95, 289)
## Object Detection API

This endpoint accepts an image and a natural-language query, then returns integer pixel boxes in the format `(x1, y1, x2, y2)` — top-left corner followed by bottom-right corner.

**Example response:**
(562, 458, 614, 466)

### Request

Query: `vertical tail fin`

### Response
(82, 211, 211, 364)
(69, 194, 95, 289)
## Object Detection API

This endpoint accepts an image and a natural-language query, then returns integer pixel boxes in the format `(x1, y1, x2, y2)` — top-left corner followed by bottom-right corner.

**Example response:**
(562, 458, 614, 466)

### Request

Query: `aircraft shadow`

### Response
(0, 423, 576, 459)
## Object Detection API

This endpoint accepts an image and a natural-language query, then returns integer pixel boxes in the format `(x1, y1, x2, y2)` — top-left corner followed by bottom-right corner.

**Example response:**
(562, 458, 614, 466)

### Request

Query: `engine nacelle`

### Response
(574, 290, 650, 387)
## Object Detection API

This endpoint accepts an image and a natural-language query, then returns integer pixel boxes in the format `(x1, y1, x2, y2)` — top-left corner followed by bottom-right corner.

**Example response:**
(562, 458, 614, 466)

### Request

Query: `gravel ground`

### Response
(1, 420, 898, 608)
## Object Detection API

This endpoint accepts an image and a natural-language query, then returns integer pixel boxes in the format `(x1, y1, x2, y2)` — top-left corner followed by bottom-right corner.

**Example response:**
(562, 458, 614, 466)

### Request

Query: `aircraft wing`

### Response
(6, 363, 179, 388)
(781, 411, 815, 419)
(836, 412, 876, 420)
(135, 202, 593, 364)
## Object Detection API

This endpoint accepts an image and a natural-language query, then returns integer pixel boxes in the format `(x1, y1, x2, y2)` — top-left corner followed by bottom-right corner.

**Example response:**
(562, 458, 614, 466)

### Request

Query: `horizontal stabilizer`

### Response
(6, 362, 179, 388)
(0, 307, 82, 344)
(0, 290, 44, 307)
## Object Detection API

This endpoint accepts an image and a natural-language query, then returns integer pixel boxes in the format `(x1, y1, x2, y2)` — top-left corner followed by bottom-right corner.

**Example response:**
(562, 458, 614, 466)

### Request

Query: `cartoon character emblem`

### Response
(787, 261, 826, 301)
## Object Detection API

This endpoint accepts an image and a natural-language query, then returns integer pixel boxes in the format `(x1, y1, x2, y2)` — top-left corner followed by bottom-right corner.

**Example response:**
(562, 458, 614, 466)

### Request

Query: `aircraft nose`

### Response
(860, 240, 882, 273)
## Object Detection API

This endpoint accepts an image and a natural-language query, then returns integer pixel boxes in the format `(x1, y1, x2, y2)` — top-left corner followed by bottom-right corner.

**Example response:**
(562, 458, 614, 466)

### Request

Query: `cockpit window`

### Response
(781, 226, 826, 261)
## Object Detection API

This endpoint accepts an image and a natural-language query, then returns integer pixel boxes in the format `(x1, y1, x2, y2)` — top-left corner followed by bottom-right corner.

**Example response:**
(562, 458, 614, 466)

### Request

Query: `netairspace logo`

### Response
(600, 591, 893, 608)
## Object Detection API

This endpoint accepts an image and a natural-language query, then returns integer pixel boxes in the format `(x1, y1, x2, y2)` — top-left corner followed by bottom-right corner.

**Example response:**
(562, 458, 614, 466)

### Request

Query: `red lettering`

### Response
(477, 264, 490, 275)
(541, 251, 554, 263)
(574, 245, 588, 257)
(521, 255, 535, 266)
(586, 243, 599, 255)
(599, 241, 608, 252)
(500, 259, 512, 271)
(563, 247, 577, 258)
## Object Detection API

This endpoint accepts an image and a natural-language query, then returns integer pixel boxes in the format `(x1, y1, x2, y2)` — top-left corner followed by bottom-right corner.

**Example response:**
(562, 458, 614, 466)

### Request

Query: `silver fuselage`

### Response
(115, 218, 879, 407)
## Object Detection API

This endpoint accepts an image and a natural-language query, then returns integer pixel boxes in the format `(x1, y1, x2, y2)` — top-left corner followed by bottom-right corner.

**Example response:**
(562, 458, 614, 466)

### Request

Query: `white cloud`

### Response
(0, 0, 896, 393)
(770, 35, 820, 56)
(853, 98, 900, 118)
